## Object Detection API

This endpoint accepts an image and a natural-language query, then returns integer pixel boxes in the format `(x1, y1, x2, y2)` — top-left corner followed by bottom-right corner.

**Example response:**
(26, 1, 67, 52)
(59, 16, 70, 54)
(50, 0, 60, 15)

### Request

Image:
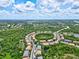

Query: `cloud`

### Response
(36, 0, 79, 14)
(36, 0, 60, 13)
(72, 5, 79, 9)
(0, 0, 79, 19)
(14, 1, 35, 13)
(0, 0, 13, 7)
(0, 10, 11, 16)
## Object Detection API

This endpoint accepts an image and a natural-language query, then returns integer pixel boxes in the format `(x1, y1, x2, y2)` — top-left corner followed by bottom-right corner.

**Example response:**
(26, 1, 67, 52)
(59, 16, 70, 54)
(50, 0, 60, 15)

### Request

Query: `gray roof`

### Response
(23, 49, 30, 57)
(37, 45, 41, 50)
(64, 39, 72, 42)
(37, 56, 43, 59)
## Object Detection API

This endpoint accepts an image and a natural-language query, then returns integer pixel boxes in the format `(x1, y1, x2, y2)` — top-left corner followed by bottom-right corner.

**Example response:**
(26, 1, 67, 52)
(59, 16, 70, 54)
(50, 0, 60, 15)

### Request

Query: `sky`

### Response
(0, 0, 79, 20)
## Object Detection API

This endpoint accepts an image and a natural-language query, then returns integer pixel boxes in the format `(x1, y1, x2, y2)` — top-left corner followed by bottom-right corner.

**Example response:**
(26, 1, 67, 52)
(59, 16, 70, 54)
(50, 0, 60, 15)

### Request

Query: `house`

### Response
(68, 43, 75, 46)
(47, 39, 53, 42)
(35, 45, 42, 56)
(73, 41, 79, 45)
(26, 39, 31, 43)
(35, 50, 42, 56)
(76, 45, 79, 48)
(59, 34, 64, 40)
(32, 34, 36, 40)
(27, 42, 32, 46)
(63, 39, 72, 43)
(41, 42, 49, 45)
(40, 40, 46, 43)
(23, 49, 30, 59)
(63, 32, 73, 36)
(26, 46, 32, 51)
(37, 56, 43, 59)
(74, 34, 79, 38)
(37, 45, 41, 50)
(49, 42, 55, 45)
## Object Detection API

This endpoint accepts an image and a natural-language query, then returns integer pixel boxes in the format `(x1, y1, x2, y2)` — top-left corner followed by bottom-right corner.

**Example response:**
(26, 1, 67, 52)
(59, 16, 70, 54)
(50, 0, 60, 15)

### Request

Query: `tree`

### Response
(4, 53, 12, 59)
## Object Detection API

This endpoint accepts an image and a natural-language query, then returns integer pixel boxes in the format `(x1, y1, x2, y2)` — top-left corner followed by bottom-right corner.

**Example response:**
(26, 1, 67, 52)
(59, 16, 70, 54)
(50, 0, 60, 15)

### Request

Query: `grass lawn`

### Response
(35, 33, 54, 40)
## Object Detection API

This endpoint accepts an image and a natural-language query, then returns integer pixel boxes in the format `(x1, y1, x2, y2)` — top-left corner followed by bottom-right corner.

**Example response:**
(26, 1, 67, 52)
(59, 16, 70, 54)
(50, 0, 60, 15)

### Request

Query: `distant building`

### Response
(68, 43, 75, 46)
(76, 45, 79, 48)
(73, 41, 79, 45)
(63, 32, 73, 36)
(74, 34, 79, 38)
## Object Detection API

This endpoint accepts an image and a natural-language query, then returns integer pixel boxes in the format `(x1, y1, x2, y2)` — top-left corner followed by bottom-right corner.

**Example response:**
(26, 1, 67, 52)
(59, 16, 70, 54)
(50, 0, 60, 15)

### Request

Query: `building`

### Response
(73, 41, 79, 45)
(68, 43, 75, 46)
(37, 45, 41, 50)
(35, 45, 42, 56)
(37, 56, 43, 59)
(27, 42, 32, 46)
(63, 39, 72, 43)
(26, 39, 31, 43)
(32, 34, 36, 39)
(26, 46, 32, 51)
(40, 40, 46, 43)
(59, 34, 64, 40)
(49, 42, 55, 45)
(35, 50, 42, 56)
(47, 39, 53, 42)
(41, 42, 49, 45)
(23, 49, 30, 59)
(75, 45, 79, 48)
(74, 34, 79, 38)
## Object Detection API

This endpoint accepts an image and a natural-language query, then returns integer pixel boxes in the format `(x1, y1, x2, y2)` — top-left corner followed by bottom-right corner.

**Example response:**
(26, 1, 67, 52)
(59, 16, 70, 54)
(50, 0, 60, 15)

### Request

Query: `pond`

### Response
(74, 34, 79, 38)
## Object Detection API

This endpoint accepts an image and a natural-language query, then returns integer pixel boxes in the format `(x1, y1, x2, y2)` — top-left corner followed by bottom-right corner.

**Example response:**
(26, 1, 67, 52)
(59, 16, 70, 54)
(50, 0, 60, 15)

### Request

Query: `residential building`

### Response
(23, 49, 30, 59)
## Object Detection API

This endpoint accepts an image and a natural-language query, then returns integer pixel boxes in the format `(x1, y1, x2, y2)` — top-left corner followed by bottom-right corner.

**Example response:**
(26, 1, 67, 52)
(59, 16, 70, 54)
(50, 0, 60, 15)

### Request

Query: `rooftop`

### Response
(37, 56, 43, 59)
(23, 49, 30, 57)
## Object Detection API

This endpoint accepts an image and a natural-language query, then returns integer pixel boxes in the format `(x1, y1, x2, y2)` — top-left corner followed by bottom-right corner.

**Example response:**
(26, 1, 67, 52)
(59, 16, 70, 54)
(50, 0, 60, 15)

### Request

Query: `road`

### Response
(57, 26, 70, 33)
(28, 35, 36, 59)
(53, 26, 70, 43)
